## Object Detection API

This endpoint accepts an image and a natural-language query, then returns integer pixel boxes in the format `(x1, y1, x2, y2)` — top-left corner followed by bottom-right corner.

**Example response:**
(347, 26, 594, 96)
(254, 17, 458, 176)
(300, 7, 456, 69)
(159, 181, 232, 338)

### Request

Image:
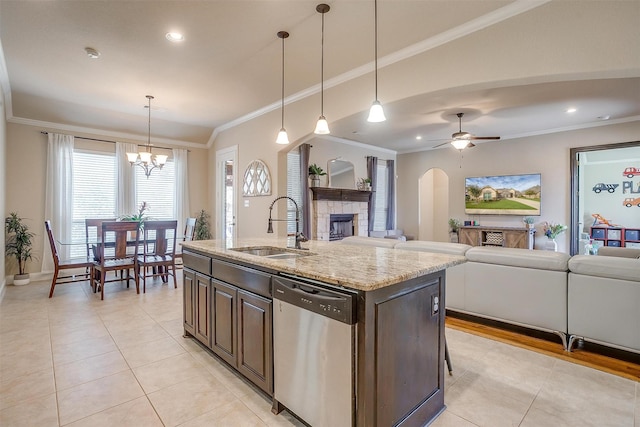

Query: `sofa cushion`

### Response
(466, 246, 570, 271)
(569, 255, 640, 282)
(395, 241, 471, 256)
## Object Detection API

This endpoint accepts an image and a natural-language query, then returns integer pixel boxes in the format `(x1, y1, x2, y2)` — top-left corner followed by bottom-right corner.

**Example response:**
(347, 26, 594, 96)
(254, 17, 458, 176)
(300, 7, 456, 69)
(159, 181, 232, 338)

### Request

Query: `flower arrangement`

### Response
(522, 216, 535, 225)
(543, 221, 567, 240)
(120, 201, 149, 223)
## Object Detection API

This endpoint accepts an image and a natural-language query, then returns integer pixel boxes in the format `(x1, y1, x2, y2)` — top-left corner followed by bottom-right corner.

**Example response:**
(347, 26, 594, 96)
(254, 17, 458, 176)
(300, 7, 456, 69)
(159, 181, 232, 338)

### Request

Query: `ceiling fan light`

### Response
(276, 128, 290, 145)
(451, 139, 469, 150)
(367, 100, 386, 122)
(314, 116, 330, 134)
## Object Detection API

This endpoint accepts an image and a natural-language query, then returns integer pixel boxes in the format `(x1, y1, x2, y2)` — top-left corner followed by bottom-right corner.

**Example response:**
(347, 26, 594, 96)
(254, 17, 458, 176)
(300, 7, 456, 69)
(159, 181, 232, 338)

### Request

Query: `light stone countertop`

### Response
(182, 238, 466, 292)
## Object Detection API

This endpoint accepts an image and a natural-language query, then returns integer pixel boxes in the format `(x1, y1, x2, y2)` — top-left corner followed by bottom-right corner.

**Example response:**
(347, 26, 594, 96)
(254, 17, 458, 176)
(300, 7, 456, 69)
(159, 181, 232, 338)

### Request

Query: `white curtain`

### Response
(173, 148, 190, 236)
(116, 142, 137, 217)
(43, 133, 74, 272)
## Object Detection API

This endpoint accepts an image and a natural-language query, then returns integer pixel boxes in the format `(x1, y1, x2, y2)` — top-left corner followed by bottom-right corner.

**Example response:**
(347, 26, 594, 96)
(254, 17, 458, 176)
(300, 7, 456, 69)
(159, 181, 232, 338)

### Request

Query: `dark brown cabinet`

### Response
(237, 289, 272, 394)
(183, 269, 196, 336)
(183, 250, 273, 395)
(211, 279, 237, 366)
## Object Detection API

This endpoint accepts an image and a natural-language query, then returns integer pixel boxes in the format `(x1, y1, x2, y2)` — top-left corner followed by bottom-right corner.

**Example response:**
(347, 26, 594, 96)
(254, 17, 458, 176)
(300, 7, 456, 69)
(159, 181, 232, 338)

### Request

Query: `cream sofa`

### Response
(567, 252, 640, 353)
(339, 236, 640, 353)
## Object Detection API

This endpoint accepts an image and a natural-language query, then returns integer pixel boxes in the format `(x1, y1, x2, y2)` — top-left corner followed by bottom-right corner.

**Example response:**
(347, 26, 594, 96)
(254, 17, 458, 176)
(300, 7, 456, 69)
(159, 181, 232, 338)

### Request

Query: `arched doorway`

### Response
(419, 168, 450, 242)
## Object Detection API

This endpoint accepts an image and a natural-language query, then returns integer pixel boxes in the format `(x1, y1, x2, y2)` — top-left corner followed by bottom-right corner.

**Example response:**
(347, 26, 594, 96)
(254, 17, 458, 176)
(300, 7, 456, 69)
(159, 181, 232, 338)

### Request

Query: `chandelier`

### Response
(126, 95, 168, 178)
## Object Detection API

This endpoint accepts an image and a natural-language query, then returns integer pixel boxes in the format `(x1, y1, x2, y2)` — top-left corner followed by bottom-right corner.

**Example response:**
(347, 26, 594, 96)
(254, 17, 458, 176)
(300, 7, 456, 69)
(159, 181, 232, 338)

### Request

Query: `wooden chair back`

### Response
(183, 217, 197, 242)
(141, 220, 178, 257)
(45, 220, 60, 266)
(98, 221, 140, 265)
(85, 218, 116, 259)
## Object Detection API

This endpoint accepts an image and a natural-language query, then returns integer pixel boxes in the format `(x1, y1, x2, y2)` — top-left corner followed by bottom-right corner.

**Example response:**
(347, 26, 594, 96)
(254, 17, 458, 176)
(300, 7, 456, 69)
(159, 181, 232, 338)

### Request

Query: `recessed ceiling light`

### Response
(166, 32, 184, 42)
(598, 115, 611, 120)
(84, 47, 100, 59)
(566, 108, 577, 113)
(416, 136, 422, 140)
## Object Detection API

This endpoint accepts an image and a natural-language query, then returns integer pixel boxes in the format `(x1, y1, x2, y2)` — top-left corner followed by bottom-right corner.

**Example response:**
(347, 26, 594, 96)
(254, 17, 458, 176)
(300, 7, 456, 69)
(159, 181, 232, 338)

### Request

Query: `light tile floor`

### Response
(1, 276, 638, 426)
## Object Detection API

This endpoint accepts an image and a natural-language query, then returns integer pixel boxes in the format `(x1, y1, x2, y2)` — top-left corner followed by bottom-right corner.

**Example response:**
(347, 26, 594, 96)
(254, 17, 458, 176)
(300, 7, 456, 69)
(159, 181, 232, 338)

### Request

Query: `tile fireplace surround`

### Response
(310, 187, 370, 241)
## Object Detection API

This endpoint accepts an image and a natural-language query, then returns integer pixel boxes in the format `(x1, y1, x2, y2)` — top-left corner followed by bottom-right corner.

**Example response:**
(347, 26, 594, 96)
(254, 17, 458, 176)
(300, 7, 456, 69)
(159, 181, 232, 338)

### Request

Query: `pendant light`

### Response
(126, 95, 168, 178)
(275, 31, 290, 145)
(314, 3, 330, 135)
(367, 0, 386, 122)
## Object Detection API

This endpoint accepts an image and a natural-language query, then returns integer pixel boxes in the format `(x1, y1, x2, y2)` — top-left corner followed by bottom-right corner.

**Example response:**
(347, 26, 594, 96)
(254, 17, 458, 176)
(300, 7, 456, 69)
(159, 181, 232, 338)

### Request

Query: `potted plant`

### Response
(308, 164, 326, 187)
(358, 177, 372, 191)
(5, 212, 36, 286)
(194, 209, 212, 240)
(448, 218, 461, 243)
(523, 216, 535, 229)
(542, 221, 567, 251)
(119, 201, 149, 228)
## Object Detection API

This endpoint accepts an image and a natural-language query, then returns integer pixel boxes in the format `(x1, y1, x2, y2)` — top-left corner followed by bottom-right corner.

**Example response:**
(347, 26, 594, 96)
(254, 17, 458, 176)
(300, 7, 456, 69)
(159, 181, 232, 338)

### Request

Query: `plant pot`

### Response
(310, 175, 321, 187)
(449, 232, 459, 243)
(13, 273, 30, 286)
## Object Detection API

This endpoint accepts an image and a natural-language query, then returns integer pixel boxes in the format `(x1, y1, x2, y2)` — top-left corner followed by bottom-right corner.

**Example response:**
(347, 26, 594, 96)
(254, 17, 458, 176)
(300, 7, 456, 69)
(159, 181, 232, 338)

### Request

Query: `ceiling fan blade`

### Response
(469, 136, 501, 140)
(467, 142, 476, 148)
(433, 141, 452, 148)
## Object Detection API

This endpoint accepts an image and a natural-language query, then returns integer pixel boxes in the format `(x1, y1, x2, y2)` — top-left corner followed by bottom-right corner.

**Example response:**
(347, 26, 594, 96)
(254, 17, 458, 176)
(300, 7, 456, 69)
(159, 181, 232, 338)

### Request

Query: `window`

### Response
(71, 151, 117, 257)
(373, 160, 389, 231)
(70, 149, 176, 257)
(135, 161, 176, 220)
(287, 149, 303, 235)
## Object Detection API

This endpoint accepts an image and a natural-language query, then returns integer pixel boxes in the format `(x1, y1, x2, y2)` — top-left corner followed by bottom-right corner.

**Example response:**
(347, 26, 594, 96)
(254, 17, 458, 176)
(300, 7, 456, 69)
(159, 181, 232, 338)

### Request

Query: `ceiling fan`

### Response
(434, 112, 501, 149)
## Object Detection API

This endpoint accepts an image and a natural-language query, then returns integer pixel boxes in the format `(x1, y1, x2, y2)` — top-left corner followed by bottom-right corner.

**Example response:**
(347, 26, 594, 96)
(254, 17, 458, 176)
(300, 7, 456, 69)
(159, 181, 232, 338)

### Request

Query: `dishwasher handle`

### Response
(273, 276, 356, 324)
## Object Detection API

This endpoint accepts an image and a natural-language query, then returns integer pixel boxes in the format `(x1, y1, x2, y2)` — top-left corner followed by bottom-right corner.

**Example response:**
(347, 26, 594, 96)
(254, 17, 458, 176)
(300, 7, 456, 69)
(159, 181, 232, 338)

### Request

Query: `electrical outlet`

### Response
(432, 295, 439, 315)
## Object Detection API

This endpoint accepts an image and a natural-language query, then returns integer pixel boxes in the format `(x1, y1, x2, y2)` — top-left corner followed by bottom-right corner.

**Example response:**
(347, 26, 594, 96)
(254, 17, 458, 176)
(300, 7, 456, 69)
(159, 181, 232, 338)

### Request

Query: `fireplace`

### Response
(311, 188, 370, 241)
(330, 214, 354, 241)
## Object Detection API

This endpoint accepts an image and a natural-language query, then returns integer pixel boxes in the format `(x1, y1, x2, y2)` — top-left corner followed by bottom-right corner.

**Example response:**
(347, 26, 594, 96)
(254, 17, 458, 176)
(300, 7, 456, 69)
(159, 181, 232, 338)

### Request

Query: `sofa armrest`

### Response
(569, 255, 640, 282)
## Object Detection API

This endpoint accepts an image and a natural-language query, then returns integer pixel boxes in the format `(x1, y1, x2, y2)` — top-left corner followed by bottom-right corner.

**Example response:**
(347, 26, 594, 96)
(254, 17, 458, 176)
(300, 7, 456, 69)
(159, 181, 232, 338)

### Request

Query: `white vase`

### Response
(545, 239, 558, 252)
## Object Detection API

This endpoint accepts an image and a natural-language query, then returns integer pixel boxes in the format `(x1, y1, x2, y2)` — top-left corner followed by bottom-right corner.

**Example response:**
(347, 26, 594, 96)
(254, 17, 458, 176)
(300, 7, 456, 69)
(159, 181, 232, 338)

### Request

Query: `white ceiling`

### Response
(1, 0, 639, 152)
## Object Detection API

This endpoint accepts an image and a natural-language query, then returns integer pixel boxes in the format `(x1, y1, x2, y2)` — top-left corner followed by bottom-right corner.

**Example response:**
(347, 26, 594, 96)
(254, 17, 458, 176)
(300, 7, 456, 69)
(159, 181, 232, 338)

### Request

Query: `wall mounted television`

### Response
(465, 173, 541, 215)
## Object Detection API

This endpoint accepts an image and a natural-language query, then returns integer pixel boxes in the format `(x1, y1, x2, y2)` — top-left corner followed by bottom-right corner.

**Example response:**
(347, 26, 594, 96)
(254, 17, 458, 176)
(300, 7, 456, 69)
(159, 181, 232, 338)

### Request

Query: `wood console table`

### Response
(459, 226, 535, 249)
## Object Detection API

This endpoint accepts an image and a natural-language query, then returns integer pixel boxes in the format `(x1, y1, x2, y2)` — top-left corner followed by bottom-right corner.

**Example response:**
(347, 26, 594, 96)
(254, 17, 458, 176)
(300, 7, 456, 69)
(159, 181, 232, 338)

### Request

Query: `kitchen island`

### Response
(181, 238, 465, 427)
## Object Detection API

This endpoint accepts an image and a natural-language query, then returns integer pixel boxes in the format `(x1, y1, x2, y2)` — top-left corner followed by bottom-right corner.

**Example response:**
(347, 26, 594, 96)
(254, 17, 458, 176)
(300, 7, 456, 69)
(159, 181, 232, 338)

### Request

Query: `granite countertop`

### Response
(181, 238, 465, 292)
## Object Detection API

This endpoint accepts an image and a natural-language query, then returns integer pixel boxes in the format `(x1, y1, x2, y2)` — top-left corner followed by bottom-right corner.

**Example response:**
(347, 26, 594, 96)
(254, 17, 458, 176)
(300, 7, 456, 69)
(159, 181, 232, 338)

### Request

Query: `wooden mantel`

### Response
(310, 187, 371, 203)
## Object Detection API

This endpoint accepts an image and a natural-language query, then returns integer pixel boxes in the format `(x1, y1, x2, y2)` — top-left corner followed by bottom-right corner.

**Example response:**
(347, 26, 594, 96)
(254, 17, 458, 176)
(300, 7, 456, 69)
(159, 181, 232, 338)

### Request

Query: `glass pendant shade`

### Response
(155, 154, 168, 165)
(451, 139, 470, 150)
(126, 152, 139, 163)
(314, 116, 330, 134)
(139, 151, 153, 164)
(276, 128, 290, 145)
(367, 100, 386, 122)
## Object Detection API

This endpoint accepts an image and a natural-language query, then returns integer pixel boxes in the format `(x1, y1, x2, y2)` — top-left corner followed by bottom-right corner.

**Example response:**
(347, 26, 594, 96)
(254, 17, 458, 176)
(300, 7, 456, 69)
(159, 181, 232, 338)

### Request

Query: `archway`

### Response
(419, 168, 450, 242)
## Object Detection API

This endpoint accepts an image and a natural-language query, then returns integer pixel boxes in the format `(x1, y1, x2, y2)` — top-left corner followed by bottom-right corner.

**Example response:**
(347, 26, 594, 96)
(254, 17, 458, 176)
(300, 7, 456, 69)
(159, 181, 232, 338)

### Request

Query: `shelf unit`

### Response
(590, 227, 640, 248)
(458, 226, 535, 250)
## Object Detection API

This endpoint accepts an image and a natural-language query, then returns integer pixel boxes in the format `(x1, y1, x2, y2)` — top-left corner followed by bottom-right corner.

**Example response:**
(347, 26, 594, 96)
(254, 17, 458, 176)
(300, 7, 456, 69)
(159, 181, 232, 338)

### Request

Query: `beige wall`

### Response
(397, 121, 640, 253)
(0, 84, 6, 293)
(4, 122, 209, 276)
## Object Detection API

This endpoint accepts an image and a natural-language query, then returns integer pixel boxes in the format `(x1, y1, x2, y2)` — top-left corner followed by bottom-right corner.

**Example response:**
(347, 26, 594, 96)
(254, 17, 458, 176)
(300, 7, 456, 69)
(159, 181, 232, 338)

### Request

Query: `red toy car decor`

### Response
(623, 167, 640, 178)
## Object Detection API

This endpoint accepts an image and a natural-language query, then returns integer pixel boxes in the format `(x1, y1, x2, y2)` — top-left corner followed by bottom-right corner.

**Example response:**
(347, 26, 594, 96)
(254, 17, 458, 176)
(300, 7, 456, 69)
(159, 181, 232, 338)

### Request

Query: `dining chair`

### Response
(93, 221, 140, 300)
(45, 220, 95, 298)
(136, 220, 178, 293)
(175, 217, 197, 269)
(85, 217, 117, 275)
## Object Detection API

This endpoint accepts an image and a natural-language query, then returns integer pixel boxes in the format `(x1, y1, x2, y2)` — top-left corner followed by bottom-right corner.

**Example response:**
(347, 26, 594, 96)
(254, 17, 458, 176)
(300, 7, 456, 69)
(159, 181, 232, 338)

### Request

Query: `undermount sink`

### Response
(230, 246, 313, 259)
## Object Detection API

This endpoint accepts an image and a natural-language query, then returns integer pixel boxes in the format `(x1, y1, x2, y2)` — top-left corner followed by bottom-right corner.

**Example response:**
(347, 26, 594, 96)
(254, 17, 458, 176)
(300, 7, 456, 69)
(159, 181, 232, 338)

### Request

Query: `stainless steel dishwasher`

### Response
(272, 274, 357, 427)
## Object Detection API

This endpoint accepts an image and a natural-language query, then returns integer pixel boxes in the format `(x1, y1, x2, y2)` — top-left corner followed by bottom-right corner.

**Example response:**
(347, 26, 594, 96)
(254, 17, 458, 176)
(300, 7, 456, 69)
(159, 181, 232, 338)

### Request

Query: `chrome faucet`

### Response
(267, 196, 308, 250)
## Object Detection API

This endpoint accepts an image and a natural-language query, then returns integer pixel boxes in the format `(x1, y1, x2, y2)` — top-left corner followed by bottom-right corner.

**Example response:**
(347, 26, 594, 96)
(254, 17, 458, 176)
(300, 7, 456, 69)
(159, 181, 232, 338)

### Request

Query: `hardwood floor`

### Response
(446, 316, 640, 382)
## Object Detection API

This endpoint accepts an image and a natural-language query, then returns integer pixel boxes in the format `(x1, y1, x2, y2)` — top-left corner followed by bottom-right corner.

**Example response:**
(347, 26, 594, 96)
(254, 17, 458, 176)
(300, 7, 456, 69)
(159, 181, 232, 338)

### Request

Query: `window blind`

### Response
(135, 161, 176, 220)
(287, 149, 303, 235)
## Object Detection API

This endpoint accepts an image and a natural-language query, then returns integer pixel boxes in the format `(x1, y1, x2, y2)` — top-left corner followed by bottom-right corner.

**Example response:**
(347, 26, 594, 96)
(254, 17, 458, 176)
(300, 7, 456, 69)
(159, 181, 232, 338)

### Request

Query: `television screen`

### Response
(465, 173, 541, 215)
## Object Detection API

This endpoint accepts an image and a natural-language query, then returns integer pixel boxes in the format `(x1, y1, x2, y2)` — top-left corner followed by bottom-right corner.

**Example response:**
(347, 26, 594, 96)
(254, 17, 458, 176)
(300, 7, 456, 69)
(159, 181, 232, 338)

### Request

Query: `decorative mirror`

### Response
(243, 160, 272, 196)
(328, 158, 356, 189)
